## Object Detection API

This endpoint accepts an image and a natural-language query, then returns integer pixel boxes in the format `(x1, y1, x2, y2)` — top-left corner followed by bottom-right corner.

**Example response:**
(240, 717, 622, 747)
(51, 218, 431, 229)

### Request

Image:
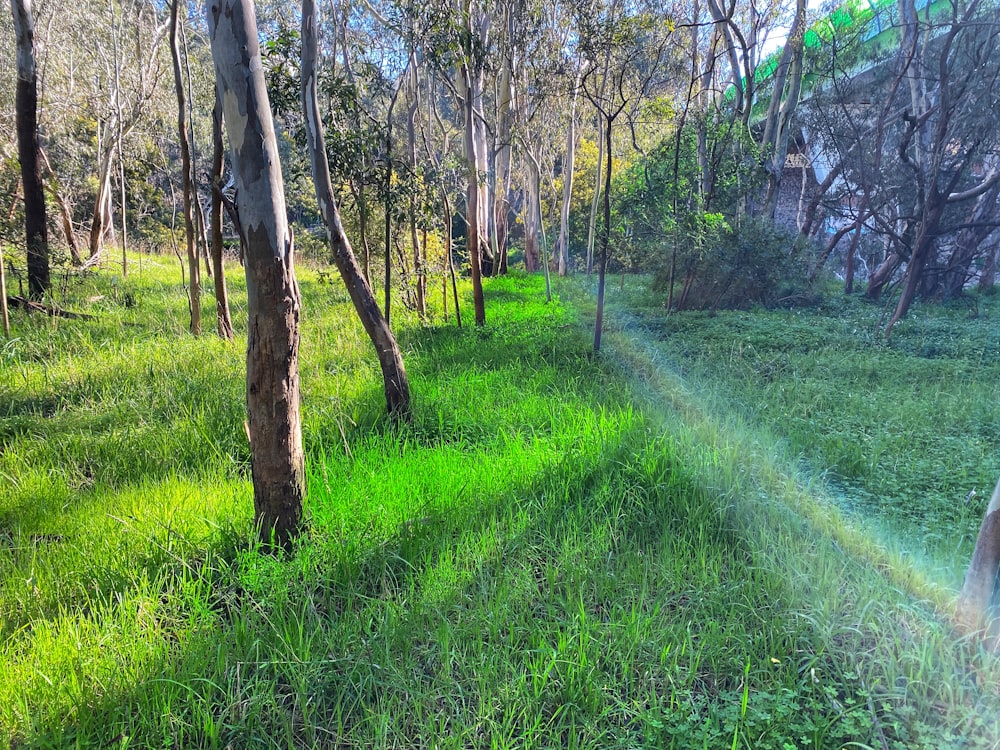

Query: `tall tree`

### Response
(208, 0, 305, 546)
(171, 0, 201, 336)
(577, 0, 675, 351)
(209, 93, 235, 340)
(10, 0, 49, 299)
(757, 0, 806, 220)
(301, 0, 411, 419)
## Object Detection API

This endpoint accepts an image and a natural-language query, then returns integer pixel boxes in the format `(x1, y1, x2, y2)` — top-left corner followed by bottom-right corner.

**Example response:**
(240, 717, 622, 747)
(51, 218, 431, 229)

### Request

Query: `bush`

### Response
(654, 218, 814, 311)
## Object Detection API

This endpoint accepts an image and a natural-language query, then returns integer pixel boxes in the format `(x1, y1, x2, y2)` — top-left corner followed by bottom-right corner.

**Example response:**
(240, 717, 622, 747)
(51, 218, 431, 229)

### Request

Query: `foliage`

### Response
(610, 124, 809, 310)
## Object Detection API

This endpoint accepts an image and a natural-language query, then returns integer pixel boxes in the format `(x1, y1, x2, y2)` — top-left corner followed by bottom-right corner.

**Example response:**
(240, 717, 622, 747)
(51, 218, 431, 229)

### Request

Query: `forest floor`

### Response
(2, 257, 1000, 748)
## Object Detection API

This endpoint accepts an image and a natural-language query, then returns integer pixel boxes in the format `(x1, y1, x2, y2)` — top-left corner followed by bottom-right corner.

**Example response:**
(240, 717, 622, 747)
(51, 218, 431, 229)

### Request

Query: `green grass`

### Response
(2, 258, 999, 748)
(606, 280, 1000, 586)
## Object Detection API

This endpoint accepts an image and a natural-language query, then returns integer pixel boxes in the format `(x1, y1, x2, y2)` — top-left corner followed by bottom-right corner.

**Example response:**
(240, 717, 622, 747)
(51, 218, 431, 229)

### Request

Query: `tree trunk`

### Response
(210, 93, 234, 341)
(172, 0, 201, 336)
(957, 477, 1000, 639)
(11, 0, 49, 299)
(301, 0, 410, 419)
(760, 0, 807, 220)
(88, 147, 115, 259)
(0, 243, 9, 336)
(557, 68, 580, 277)
(524, 157, 541, 272)
(885, 201, 946, 335)
(866, 251, 903, 301)
(586, 115, 605, 275)
(979, 243, 998, 294)
(406, 59, 426, 318)
(471, 74, 494, 276)
(594, 114, 613, 353)
(444, 192, 461, 328)
(208, 0, 305, 547)
(494, 50, 514, 276)
(940, 183, 1000, 301)
(462, 62, 486, 326)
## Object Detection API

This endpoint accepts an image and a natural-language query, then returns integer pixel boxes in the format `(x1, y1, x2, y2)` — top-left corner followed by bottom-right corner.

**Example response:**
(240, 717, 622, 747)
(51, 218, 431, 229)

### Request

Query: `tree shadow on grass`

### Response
(7, 400, 829, 750)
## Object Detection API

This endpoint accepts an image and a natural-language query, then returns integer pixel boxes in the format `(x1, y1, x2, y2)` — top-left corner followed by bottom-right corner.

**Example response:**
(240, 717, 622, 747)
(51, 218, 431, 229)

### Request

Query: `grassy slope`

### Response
(1, 260, 998, 748)
(611, 280, 1000, 585)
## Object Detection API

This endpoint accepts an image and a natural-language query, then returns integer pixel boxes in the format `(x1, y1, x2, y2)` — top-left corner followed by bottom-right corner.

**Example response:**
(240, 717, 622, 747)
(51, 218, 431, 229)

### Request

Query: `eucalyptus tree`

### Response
(10, 0, 49, 298)
(208, 0, 305, 546)
(170, 0, 201, 335)
(878, 0, 1000, 334)
(302, 0, 411, 419)
(575, 0, 677, 352)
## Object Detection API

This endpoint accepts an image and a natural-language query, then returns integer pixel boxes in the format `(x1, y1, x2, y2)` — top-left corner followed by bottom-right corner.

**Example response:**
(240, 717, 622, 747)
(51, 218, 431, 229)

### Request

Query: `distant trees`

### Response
(799, 0, 1000, 331)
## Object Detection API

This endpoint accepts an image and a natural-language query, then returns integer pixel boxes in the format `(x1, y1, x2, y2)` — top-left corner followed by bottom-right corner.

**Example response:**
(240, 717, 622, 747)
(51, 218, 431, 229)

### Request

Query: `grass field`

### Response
(2, 258, 999, 748)
(610, 280, 1000, 586)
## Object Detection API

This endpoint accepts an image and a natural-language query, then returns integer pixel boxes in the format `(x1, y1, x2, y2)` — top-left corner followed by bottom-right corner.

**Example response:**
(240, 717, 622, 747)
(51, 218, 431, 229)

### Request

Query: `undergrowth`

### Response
(1, 259, 998, 748)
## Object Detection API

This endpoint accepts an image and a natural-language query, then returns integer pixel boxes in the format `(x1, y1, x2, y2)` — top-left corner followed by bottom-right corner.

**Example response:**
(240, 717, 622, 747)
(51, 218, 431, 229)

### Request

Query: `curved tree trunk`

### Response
(865, 251, 903, 301)
(957, 477, 1000, 640)
(208, 0, 305, 547)
(11, 0, 49, 299)
(301, 0, 411, 420)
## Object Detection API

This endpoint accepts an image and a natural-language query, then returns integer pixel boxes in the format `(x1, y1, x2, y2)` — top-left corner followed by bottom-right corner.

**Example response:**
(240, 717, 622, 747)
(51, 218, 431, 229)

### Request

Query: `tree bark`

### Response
(524, 156, 541, 272)
(11, 0, 50, 299)
(557, 69, 580, 277)
(301, 0, 411, 420)
(594, 114, 612, 353)
(88, 155, 114, 259)
(939, 181, 1000, 301)
(208, 0, 305, 547)
(494, 44, 514, 275)
(462, 61, 486, 326)
(172, 0, 201, 336)
(210, 94, 235, 341)
(760, 0, 807, 220)
(979, 244, 998, 294)
(958, 478, 1000, 639)
(586, 115, 605, 275)
(406, 57, 426, 318)
(0, 243, 9, 336)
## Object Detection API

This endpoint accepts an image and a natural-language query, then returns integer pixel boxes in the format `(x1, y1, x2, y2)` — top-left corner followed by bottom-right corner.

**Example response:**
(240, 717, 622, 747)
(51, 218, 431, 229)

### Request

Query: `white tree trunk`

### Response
(208, 0, 305, 546)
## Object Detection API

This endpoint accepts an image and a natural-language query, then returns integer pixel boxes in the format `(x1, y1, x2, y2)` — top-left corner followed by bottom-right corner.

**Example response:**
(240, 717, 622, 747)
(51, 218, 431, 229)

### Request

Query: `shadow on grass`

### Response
(12, 418, 746, 748)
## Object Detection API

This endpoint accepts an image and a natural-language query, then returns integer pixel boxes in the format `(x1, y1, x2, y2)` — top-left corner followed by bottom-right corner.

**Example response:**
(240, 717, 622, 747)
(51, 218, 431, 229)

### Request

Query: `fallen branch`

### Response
(6, 296, 95, 320)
